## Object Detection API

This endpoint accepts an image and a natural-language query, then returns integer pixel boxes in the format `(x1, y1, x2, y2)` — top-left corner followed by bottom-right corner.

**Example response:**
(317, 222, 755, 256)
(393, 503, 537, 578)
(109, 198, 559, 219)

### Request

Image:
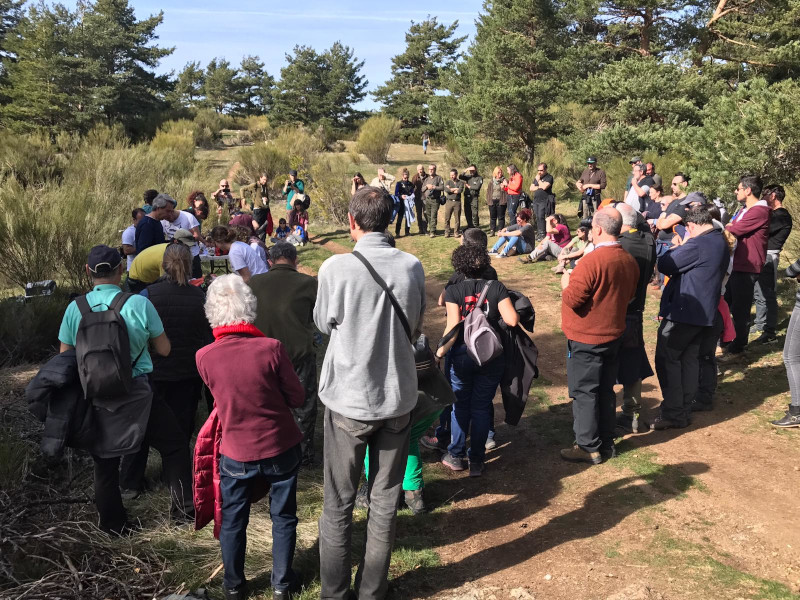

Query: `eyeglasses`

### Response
(537, 169, 544, 172)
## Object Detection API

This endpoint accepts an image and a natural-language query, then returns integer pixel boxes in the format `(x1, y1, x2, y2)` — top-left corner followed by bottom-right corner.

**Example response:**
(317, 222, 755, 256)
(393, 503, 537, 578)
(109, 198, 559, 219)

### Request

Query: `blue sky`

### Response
(131, 0, 485, 109)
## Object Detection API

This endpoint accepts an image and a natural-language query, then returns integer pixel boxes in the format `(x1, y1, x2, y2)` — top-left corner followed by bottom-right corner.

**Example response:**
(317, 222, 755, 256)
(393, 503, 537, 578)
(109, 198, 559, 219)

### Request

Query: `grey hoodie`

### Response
(314, 232, 426, 420)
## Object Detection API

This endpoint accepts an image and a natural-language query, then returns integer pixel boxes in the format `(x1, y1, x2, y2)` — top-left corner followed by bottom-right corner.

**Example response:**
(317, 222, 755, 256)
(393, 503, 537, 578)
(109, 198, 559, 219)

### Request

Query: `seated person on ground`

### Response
(553, 225, 590, 274)
(489, 209, 536, 258)
(271, 218, 291, 242)
(520, 214, 571, 263)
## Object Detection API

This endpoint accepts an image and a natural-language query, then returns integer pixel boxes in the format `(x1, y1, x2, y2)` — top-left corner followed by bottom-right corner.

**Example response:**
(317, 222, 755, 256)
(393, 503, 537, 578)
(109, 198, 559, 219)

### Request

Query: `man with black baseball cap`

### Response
(58, 245, 193, 535)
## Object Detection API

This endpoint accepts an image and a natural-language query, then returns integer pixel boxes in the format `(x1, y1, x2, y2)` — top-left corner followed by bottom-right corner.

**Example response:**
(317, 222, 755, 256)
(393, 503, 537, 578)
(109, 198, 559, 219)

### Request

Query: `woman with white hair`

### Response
(194, 274, 305, 600)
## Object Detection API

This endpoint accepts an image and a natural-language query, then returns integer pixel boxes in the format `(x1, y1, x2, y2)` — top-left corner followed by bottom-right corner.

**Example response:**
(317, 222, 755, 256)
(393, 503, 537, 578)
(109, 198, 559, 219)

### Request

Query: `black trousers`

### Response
(292, 354, 318, 463)
(726, 271, 759, 353)
(116, 378, 198, 523)
(566, 337, 621, 453)
(488, 201, 505, 233)
(696, 311, 724, 408)
(533, 200, 548, 238)
(655, 319, 705, 424)
(192, 255, 202, 279)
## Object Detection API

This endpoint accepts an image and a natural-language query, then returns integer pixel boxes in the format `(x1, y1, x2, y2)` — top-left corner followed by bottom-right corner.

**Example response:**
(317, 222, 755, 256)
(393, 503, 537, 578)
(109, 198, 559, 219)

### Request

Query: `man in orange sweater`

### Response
(560, 207, 639, 464)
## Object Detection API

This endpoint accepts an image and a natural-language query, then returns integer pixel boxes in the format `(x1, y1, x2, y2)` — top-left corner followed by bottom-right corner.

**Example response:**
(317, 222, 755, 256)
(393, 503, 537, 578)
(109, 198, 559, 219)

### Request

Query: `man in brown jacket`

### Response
(560, 207, 639, 464)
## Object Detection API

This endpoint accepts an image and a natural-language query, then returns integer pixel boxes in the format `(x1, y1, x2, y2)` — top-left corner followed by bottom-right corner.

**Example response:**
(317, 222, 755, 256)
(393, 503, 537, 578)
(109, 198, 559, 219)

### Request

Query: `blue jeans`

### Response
(491, 236, 530, 256)
(447, 345, 505, 463)
(219, 446, 301, 593)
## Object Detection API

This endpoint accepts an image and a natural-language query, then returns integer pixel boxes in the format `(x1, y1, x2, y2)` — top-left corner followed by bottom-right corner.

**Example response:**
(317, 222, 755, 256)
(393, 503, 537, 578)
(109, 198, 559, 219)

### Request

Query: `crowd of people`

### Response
(26, 152, 800, 600)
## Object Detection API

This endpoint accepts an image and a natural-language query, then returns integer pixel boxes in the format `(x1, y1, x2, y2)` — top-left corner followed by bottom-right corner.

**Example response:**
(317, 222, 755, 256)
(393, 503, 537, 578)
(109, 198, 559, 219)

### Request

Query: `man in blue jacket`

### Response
(651, 204, 730, 431)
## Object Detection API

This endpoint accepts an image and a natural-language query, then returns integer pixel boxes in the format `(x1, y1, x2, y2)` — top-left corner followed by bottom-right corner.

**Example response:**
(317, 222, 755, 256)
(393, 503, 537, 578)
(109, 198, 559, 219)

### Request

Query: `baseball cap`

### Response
(629, 156, 642, 164)
(680, 191, 707, 206)
(586, 156, 597, 164)
(289, 170, 298, 177)
(173, 228, 197, 247)
(87, 245, 122, 276)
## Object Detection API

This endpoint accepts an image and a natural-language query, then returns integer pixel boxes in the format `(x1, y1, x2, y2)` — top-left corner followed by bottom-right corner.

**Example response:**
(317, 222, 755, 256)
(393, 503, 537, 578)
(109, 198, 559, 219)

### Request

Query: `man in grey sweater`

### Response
(314, 186, 426, 600)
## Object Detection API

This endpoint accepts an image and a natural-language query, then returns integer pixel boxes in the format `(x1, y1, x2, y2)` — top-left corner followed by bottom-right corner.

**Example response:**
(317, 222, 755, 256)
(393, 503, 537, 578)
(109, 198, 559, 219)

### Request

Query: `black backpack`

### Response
(75, 292, 139, 399)
(518, 192, 531, 209)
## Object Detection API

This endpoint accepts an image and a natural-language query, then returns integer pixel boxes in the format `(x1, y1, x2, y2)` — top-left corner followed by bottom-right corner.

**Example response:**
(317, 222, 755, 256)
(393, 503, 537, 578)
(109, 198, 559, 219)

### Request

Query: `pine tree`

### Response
(202, 57, 239, 113)
(318, 42, 367, 129)
(373, 17, 465, 135)
(696, 0, 800, 82)
(0, 0, 24, 63)
(272, 43, 367, 130)
(236, 55, 274, 116)
(1, 4, 79, 131)
(77, 0, 173, 137)
(438, 0, 570, 165)
(175, 60, 205, 107)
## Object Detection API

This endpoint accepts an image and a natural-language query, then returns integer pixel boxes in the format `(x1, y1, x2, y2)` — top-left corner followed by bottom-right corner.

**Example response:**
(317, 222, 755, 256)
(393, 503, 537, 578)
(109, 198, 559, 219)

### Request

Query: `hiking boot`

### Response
(484, 436, 497, 450)
(441, 453, 466, 471)
(224, 582, 251, 600)
(749, 325, 763, 335)
(120, 488, 141, 501)
(599, 443, 617, 461)
(517, 256, 533, 264)
(560, 444, 602, 465)
(354, 482, 369, 509)
(429, 232, 436, 238)
(403, 489, 426, 514)
(552, 264, 565, 274)
(771, 406, 800, 428)
(420, 435, 447, 452)
(649, 416, 689, 431)
(507, 247, 518, 257)
(615, 413, 635, 435)
(752, 332, 778, 344)
(468, 460, 484, 477)
(455, 231, 462, 238)
(445, 231, 452, 238)
(690, 400, 713, 412)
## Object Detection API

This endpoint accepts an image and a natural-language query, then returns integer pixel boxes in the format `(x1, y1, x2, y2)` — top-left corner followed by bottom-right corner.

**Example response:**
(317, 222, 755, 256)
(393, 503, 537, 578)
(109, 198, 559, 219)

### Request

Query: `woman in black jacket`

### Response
(119, 243, 213, 498)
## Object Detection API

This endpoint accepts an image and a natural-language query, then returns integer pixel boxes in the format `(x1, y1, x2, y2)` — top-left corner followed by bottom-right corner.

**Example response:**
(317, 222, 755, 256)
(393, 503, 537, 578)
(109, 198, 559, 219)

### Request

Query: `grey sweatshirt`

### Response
(314, 232, 426, 420)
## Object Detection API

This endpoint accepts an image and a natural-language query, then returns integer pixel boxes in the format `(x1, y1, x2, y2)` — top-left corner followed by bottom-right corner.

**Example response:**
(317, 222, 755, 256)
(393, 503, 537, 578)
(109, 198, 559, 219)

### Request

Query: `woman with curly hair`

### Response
(185, 191, 210, 232)
(435, 244, 519, 476)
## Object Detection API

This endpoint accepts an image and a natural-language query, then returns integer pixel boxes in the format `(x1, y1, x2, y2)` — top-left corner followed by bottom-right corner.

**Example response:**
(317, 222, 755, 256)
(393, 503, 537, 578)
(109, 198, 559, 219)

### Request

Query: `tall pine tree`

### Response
(439, 0, 570, 164)
(373, 17, 465, 136)
(236, 55, 274, 116)
(202, 57, 238, 113)
(272, 42, 367, 130)
(175, 60, 204, 108)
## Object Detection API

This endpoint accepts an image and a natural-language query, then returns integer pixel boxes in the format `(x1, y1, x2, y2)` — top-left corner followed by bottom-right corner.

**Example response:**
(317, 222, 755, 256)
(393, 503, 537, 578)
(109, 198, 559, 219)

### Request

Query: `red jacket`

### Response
(504, 172, 523, 196)
(194, 408, 222, 538)
(193, 407, 269, 538)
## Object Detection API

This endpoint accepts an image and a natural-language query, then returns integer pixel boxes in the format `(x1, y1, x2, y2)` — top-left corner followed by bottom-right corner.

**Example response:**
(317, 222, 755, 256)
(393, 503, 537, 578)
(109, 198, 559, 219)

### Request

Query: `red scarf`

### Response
(212, 323, 266, 341)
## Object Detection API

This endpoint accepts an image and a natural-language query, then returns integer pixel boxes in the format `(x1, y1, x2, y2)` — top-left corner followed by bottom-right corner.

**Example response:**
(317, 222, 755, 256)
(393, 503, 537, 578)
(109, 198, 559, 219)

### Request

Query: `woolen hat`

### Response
(87, 245, 122, 276)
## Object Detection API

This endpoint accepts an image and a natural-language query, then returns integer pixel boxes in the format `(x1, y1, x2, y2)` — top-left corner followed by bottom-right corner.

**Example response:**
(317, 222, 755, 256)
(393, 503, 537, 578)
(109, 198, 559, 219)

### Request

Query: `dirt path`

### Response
(308, 233, 800, 599)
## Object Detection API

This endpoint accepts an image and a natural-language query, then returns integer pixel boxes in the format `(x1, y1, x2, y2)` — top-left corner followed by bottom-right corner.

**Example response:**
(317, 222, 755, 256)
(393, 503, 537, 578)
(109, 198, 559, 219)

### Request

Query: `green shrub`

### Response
(0, 132, 64, 188)
(270, 125, 325, 171)
(310, 155, 353, 226)
(0, 292, 70, 367)
(193, 110, 224, 148)
(356, 116, 401, 163)
(0, 180, 60, 287)
(246, 115, 272, 143)
(237, 144, 291, 189)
